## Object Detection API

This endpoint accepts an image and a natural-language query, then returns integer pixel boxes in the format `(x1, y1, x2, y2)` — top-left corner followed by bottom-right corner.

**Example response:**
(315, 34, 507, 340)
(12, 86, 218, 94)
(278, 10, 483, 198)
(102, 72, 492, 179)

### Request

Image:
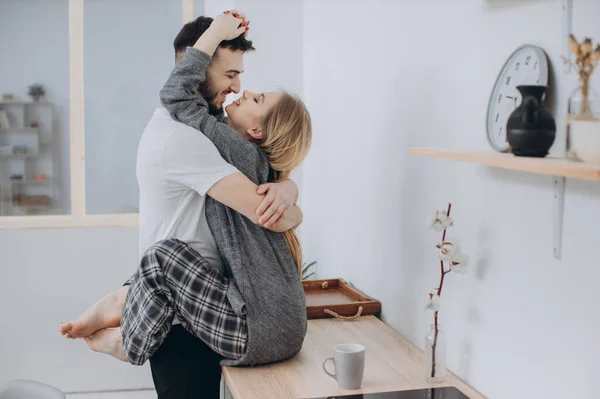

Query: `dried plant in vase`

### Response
(563, 34, 600, 118)
(423, 203, 469, 383)
(563, 35, 600, 164)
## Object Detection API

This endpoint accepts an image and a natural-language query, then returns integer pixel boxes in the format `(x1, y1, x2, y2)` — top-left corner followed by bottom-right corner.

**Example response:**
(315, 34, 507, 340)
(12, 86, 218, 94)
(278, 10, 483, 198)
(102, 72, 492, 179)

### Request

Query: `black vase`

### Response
(507, 85, 556, 157)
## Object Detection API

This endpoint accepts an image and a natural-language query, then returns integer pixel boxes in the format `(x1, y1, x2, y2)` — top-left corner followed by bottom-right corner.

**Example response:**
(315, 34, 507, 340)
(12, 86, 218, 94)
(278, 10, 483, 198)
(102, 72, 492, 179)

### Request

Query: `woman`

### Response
(60, 13, 312, 367)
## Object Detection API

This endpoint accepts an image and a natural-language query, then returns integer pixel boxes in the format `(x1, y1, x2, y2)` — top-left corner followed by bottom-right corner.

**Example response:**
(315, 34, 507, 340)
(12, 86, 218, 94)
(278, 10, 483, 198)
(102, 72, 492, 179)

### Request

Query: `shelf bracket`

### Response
(553, 0, 571, 260)
(553, 176, 566, 260)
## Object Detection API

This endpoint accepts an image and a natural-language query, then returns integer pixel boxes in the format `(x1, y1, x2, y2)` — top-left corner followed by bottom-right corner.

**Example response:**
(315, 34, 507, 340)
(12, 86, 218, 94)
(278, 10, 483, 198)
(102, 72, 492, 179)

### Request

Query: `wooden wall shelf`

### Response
(408, 147, 600, 181)
(407, 146, 600, 260)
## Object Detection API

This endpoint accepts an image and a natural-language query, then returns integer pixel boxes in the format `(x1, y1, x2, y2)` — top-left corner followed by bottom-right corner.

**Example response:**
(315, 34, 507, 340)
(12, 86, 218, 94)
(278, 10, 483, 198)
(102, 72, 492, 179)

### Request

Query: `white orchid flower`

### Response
(426, 210, 453, 232)
(450, 251, 470, 274)
(437, 240, 460, 262)
(424, 291, 441, 311)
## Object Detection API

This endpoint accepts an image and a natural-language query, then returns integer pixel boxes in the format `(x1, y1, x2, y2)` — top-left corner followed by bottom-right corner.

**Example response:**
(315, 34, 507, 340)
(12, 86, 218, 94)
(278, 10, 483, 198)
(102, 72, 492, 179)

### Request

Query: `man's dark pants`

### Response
(149, 325, 224, 399)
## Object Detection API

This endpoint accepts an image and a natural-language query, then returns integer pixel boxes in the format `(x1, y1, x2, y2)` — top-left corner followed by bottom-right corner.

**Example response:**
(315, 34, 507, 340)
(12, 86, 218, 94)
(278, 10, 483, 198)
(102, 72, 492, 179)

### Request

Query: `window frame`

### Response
(0, 0, 194, 230)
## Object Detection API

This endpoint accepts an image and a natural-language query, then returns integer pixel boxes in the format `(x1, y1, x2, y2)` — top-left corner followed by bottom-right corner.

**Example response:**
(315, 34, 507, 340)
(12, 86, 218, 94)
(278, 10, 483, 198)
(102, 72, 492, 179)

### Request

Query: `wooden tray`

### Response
(302, 278, 381, 319)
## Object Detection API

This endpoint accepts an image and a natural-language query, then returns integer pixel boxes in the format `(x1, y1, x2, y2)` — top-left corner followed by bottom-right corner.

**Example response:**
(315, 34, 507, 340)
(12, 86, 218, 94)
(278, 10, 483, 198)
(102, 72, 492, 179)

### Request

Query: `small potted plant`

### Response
(563, 35, 600, 164)
(28, 83, 45, 102)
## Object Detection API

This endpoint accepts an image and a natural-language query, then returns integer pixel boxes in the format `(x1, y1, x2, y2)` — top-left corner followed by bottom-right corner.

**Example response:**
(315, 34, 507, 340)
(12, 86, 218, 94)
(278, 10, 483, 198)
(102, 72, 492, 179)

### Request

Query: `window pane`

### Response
(0, 0, 70, 216)
(84, 0, 182, 214)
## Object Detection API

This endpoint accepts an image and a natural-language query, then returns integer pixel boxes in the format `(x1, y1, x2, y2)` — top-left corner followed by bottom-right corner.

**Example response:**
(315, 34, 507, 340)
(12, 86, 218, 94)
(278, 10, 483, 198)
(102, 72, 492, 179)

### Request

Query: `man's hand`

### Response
(269, 205, 303, 233)
(256, 180, 299, 228)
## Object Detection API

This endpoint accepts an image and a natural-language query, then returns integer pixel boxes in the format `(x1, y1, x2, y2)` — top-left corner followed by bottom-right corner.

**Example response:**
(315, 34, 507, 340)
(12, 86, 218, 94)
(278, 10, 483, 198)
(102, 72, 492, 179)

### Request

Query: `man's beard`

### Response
(197, 80, 223, 116)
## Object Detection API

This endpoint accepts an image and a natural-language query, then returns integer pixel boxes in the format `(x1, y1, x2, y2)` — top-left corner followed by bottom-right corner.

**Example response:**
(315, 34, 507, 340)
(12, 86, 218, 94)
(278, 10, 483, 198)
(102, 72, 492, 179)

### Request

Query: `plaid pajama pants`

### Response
(120, 238, 248, 366)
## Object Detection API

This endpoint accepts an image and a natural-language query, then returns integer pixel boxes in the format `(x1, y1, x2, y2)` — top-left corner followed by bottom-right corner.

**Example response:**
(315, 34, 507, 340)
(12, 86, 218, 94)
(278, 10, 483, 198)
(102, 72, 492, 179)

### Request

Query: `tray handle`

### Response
(323, 306, 363, 321)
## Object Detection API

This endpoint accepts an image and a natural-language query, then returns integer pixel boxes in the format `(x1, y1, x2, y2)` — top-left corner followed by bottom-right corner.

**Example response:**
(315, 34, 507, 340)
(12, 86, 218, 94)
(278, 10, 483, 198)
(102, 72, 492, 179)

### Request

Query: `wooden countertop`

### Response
(222, 315, 485, 399)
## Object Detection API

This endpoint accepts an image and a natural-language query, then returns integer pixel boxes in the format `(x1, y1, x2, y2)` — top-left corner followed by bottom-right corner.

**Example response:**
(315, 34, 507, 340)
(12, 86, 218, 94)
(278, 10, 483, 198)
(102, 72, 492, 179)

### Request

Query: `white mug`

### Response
(322, 343, 366, 390)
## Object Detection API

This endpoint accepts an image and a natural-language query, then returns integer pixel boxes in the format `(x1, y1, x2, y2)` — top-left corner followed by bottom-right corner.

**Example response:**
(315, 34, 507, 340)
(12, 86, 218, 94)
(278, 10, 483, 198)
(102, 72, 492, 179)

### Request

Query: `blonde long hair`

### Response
(258, 92, 312, 275)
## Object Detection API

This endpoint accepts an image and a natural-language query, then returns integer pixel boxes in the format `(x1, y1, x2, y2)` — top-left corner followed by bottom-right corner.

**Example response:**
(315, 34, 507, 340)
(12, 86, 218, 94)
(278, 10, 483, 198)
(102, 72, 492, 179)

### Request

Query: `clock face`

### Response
(486, 44, 549, 152)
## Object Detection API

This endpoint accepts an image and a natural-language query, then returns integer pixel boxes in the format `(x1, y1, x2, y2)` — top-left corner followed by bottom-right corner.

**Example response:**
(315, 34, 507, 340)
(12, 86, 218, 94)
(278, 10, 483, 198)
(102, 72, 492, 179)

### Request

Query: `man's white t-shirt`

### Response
(136, 107, 239, 275)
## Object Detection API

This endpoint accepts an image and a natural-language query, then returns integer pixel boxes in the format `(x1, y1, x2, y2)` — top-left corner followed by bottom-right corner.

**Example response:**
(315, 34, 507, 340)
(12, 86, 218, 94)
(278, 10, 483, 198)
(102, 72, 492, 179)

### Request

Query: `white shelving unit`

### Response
(0, 100, 57, 216)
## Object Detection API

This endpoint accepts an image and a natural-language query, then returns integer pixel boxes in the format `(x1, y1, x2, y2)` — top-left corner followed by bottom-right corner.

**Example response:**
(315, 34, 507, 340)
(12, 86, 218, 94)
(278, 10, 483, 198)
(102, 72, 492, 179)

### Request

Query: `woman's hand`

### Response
(224, 10, 250, 34)
(194, 11, 248, 56)
(256, 180, 299, 228)
(208, 12, 247, 41)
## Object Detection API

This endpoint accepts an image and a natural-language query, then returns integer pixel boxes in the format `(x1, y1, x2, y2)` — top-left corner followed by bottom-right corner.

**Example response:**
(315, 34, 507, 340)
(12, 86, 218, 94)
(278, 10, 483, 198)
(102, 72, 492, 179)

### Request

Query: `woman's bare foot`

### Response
(60, 285, 129, 338)
(84, 328, 128, 362)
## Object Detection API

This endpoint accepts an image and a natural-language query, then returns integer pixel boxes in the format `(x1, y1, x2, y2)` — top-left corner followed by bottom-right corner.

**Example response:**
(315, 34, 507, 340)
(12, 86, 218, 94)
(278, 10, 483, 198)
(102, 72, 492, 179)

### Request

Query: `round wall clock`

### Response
(486, 44, 549, 152)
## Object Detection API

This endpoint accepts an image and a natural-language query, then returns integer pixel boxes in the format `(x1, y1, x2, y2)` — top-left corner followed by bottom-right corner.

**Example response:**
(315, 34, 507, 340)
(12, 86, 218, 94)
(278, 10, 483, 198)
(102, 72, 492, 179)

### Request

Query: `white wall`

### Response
(300, 0, 600, 398)
(0, 227, 153, 392)
(203, 0, 235, 20)
(234, 0, 304, 97)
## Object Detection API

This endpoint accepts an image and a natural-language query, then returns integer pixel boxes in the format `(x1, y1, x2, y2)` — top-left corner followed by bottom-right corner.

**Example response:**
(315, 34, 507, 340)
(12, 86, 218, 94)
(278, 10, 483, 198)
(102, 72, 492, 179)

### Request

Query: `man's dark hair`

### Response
(173, 16, 255, 58)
